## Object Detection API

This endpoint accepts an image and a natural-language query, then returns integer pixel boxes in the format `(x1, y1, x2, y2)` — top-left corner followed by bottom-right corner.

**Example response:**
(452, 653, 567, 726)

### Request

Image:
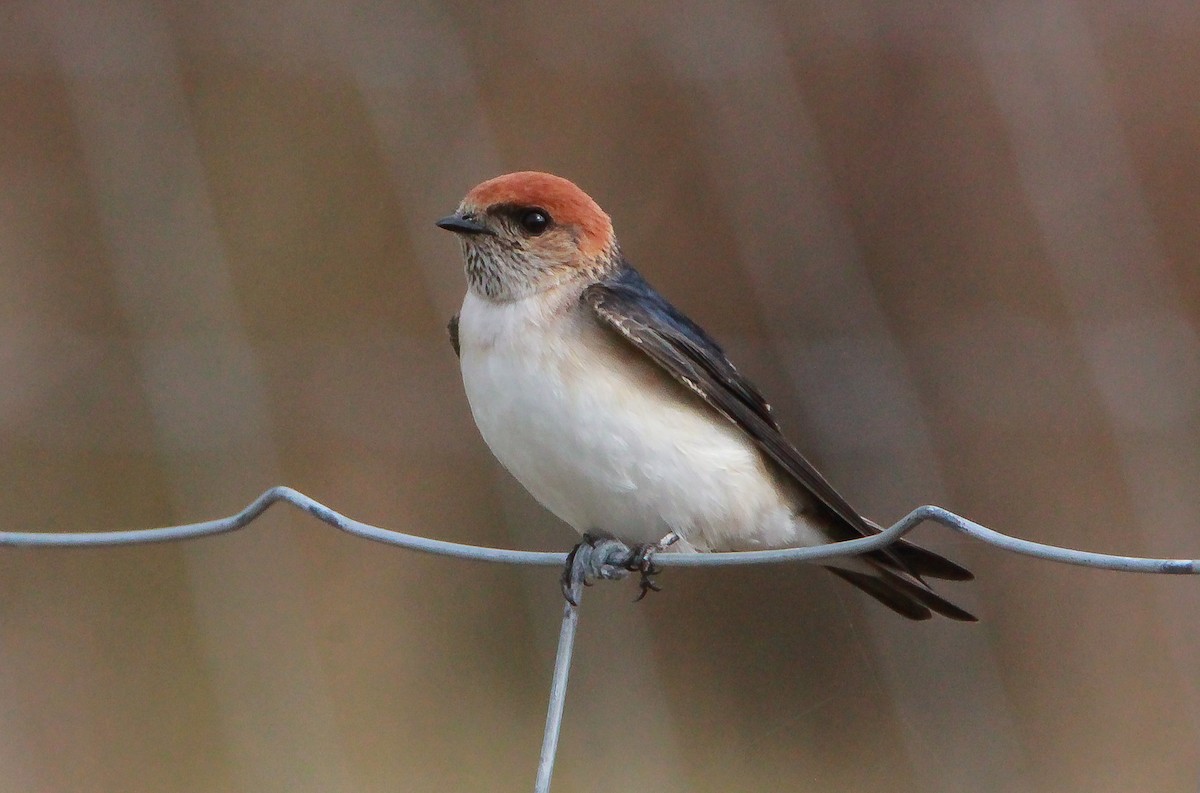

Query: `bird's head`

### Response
(436, 171, 618, 301)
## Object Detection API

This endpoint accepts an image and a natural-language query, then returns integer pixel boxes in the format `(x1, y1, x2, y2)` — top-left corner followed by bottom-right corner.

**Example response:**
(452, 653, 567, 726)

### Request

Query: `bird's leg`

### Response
(561, 534, 632, 605)
(560, 536, 592, 605)
(561, 532, 680, 604)
(627, 531, 680, 602)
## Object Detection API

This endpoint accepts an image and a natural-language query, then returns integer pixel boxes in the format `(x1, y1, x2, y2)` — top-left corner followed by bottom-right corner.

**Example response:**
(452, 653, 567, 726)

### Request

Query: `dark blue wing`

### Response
(583, 264, 973, 583)
(586, 266, 779, 431)
(583, 264, 870, 534)
(448, 314, 461, 358)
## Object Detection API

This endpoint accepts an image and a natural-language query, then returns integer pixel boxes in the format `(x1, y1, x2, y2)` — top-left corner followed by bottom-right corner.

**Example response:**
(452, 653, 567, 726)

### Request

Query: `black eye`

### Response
(520, 209, 551, 235)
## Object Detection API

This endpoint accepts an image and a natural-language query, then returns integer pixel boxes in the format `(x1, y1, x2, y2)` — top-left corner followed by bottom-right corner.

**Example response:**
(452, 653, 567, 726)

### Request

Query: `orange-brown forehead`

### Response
(467, 172, 581, 213)
(463, 171, 613, 255)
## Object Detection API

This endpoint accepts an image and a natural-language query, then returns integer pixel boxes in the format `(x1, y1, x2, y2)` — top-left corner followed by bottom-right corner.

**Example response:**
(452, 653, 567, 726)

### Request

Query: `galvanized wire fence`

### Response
(3, 486, 1197, 792)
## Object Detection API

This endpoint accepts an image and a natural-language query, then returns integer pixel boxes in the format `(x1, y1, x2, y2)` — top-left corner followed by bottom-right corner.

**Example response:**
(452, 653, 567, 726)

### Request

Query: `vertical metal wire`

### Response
(534, 581, 583, 793)
(2, 490, 1198, 791)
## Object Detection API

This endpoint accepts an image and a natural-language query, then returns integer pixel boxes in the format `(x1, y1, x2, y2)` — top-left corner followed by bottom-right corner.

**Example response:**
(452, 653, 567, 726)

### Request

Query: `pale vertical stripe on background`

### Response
(290, 3, 687, 789)
(351, 8, 688, 788)
(967, 0, 1200, 745)
(639, 4, 1030, 791)
(33, 2, 353, 791)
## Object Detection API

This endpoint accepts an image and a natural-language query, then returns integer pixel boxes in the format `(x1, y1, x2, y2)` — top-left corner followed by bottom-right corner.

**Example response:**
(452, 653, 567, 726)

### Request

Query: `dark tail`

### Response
(883, 538, 973, 581)
(861, 518, 974, 581)
(826, 564, 977, 622)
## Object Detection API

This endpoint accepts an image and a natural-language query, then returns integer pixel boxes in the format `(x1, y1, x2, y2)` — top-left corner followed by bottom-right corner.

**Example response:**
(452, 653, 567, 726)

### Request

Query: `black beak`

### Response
(435, 214, 494, 236)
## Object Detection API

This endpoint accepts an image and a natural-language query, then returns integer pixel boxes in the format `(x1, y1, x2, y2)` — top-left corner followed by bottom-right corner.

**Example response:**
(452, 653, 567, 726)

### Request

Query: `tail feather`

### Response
(825, 565, 977, 622)
(875, 566, 977, 622)
(861, 519, 973, 581)
(884, 539, 974, 581)
(826, 567, 933, 620)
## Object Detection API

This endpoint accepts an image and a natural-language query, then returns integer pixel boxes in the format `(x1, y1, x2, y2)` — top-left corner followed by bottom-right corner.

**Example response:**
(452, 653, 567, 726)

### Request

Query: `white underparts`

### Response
(457, 287, 832, 551)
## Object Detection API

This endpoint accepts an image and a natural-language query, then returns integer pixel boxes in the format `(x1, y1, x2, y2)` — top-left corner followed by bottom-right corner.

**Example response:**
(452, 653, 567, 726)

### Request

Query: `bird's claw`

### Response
(561, 543, 581, 604)
(626, 543, 664, 602)
(561, 535, 630, 606)
(560, 533, 675, 604)
(633, 569, 663, 601)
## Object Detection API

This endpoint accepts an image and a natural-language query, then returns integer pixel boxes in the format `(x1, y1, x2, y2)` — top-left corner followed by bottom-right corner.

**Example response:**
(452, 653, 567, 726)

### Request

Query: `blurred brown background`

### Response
(2, 1, 1199, 791)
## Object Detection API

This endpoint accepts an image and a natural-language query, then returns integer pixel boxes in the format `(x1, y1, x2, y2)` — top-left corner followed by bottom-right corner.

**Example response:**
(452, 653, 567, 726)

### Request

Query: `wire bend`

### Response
(1, 487, 1194, 574)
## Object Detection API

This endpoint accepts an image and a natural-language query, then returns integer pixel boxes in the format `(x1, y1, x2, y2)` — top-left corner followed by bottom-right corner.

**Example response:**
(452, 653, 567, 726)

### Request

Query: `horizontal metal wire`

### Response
(4, 485, 1197, 793)
(2, 485, 1196, 574)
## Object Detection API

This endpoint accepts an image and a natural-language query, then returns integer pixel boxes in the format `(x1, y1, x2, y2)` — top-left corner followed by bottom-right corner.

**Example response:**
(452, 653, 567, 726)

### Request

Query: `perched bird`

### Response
(437, 171, 974, 620)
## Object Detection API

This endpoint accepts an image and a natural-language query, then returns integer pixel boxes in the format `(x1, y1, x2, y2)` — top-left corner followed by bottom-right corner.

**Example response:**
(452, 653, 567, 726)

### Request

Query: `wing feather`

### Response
(582, 265, 972, 585)
(582, 267, 869, 538)
(448, 314, 461, 358)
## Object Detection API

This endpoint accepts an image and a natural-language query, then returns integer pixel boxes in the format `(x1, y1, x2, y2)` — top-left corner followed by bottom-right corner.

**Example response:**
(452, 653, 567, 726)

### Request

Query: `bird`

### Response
(436, 171, 975, 621)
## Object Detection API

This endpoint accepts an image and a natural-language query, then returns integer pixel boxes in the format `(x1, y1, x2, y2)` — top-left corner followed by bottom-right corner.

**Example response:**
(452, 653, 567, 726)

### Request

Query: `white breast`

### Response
(457, 288, 819, 550)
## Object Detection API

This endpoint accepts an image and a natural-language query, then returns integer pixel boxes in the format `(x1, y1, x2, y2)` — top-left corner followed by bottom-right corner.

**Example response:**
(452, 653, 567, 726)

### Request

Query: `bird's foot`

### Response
(560, 532, 681, 604)
(626, 542, 663, 602)
(629, 532, 681, 600)
(561, 534, 632, 606)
